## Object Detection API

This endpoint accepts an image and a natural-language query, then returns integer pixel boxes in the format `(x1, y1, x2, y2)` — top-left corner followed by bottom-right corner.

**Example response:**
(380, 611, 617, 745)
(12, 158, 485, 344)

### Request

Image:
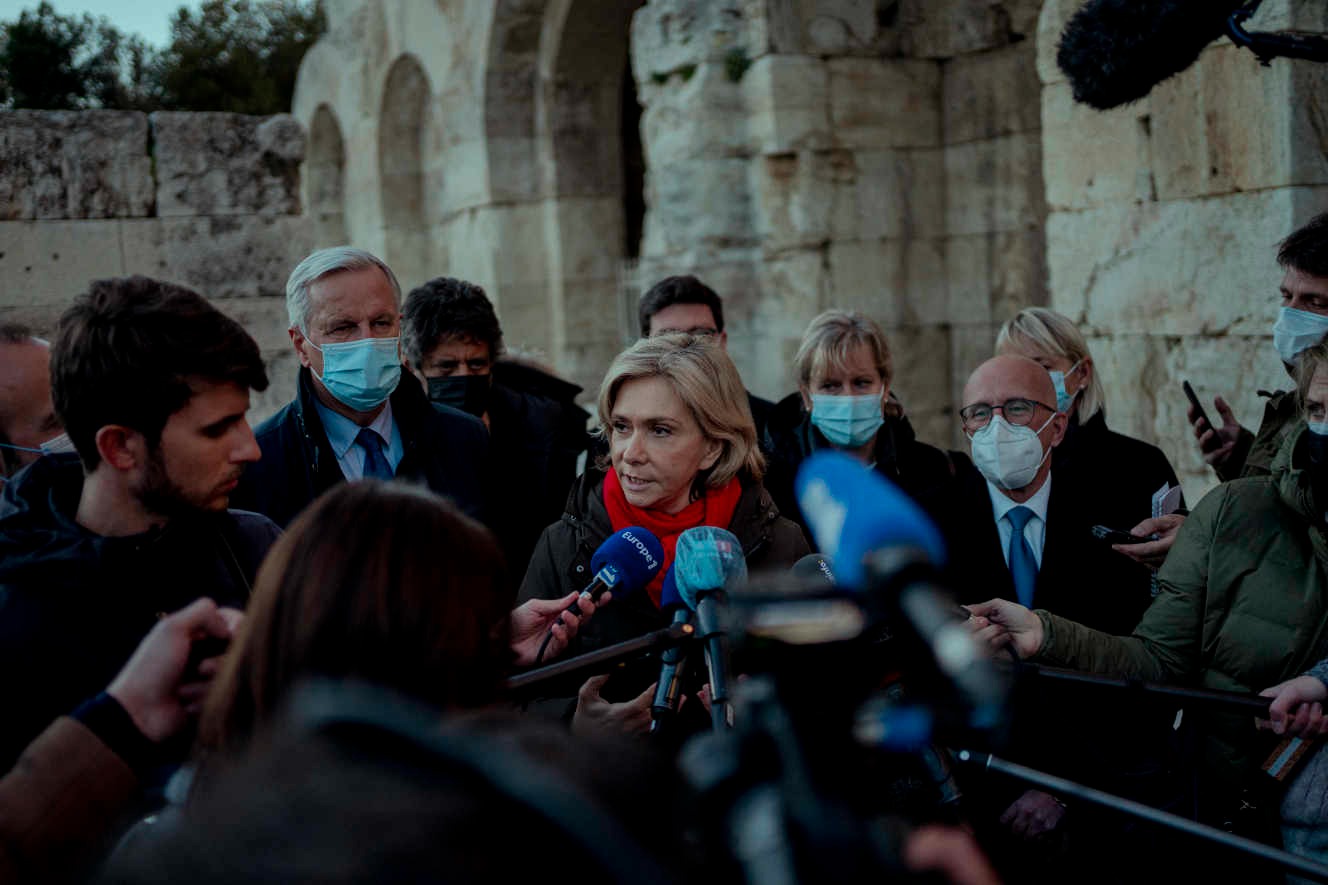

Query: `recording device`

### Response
(651, 567, 693, 732)
(791, 553, 836, 587)
(536, 526, 664, 666)
(1090, 524, 1151, 546)
(1182, 378, 1216, 437)
(184, 635, 230, 681)
(673, 526, 748, 731)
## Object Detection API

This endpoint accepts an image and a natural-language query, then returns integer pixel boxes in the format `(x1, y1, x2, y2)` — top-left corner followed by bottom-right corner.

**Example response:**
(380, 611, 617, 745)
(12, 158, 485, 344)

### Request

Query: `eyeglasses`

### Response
(959, 398, 1055, 433)
(657, 326, 720, 338)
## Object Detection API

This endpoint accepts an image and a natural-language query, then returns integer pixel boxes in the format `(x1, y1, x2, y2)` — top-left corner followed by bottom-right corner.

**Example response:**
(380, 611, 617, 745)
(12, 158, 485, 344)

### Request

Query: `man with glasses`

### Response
(936, 354, 1167, 873)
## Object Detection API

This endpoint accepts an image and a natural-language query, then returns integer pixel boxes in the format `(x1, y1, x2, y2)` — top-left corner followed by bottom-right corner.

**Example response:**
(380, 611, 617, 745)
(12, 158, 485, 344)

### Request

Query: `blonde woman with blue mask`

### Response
(762, 309, 956, 546)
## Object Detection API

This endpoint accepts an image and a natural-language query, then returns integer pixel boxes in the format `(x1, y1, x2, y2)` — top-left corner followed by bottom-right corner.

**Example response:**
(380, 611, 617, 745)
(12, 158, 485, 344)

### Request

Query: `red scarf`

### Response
(602, 469, 743, 607)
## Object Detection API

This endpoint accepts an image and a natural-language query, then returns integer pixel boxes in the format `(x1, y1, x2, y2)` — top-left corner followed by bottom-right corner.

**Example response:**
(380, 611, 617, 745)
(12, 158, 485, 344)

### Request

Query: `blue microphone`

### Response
(793, 451, 945, 589)
(650, 567, 692, 730)
(674, 526, 747, 730)
(537, 527, 664, 665)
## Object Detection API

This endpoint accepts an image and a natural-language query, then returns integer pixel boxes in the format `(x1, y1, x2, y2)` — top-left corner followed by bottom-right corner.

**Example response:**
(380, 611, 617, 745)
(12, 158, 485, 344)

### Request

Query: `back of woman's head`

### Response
(199, 481, 514, 757)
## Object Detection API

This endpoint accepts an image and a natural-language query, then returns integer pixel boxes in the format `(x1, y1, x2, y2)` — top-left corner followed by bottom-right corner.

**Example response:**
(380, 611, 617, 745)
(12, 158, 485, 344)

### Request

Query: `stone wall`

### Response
(1037, 0, 1328, 503)
(0, 110, 312, 420)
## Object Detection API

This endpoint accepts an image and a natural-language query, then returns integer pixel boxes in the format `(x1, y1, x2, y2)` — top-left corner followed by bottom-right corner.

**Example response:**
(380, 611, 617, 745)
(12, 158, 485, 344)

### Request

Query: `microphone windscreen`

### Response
(791, 553, 836, 587)
(1057, 0, 1243, 110)
(659, 565, 682, 610)
(674, 526, 747, 612)
(794, 451, 945, 589)
(590, 526, 664, 597)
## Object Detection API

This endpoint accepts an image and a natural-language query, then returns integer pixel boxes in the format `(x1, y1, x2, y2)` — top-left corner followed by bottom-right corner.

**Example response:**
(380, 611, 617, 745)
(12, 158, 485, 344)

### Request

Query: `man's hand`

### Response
(1112, 514, 1185, 569)
(510, 591, 609, 667)
(1000, 789, 1067, 840)
(1190, 395, 1245, 468)
(964, 599, 1043, 659)
(107, 598, 242, 742)
(1259, 675, 1328, 737)
(571, 674, 655, 737)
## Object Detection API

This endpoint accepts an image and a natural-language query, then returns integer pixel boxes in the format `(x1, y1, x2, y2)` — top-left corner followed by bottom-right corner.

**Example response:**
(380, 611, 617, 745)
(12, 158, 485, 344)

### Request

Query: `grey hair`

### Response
(285, 247, 402, 331)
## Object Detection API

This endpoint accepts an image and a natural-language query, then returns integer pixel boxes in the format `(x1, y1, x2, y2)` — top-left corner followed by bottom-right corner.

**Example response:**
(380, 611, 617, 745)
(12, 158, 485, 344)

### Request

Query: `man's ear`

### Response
(94, 425, 146, 472)
(1047, 412, 1069, 448)
(718, 330, 729, 351)
(290, 326, 314, 369)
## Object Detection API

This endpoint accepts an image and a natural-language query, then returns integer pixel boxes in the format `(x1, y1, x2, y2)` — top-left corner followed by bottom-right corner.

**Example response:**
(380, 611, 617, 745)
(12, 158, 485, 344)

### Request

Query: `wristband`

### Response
(71, 691, 160, 775)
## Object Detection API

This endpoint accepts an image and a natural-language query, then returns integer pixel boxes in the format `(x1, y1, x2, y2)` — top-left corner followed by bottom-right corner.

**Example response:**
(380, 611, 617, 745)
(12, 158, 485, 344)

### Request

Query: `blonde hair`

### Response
(597, 334, 764, 496)
(996, 307, 1105, 424)
(794, 310, 891, 390)
(1296, 340, 1328, 409)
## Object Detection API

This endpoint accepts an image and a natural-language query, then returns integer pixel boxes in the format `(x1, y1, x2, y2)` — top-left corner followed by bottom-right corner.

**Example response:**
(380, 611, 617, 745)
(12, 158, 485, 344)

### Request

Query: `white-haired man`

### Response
(232, 247, 489, 527)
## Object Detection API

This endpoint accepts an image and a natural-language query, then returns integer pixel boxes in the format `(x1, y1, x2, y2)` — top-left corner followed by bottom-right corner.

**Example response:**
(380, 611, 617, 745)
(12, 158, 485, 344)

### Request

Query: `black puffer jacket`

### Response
(0, 454, 279, 771)
(517, 467, 808, 705)
(231, 367, 490, 528)
(762, 393, 958, 542)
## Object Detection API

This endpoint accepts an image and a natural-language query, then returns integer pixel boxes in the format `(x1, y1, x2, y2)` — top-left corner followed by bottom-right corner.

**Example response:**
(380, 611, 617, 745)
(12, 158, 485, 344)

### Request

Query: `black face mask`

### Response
(427, 374, 491, 418)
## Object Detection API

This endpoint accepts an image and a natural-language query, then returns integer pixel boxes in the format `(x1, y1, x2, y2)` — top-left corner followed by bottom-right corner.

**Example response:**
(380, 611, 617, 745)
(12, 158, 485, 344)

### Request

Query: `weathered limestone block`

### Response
(943, 44, 1041, 145)
(830, 148, 946, 242)
(631, 0, 749, 80)
(546, 196, 628, 283)
(249, 351, 301, 425)
(945, 131, 1046, 236)
(153, 113, 305, 217)
(639, 62, 747, 168)
(742, 55, 831, 155)
(827, 238, 947, 326)
(0, 221, 123, 320)
(899, 0, 1040, 59)
(641, 158, 756, 256)
(1041, 82, 1150, 212)
(1150, 45, 1328, 201)
(754, 0, 897, 57)
(1046, 186, 1328, 338)
(886, 323, 952, 431)
(1035, 0, 1079, 86)
(120, 215, 314, 299)
(0, 111, 153, 220)
(946, 229, 1047, 328)
(750, 151, 838, 252)
(951, 323, 1000, 425)
(828, 58, 941, 150)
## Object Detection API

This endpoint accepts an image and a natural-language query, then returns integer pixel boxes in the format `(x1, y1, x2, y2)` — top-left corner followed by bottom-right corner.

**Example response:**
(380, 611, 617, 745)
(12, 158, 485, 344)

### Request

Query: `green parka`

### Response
(1033, 424, 1328, 800)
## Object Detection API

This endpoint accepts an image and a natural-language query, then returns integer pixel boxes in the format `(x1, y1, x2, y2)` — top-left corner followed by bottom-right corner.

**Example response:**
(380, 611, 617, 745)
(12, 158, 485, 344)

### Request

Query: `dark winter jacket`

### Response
(517, 467, 809, 706)
(1052, 409, 1183, 522)
(761, 393, 958, 542)
(0, 454, 279, 772)
(231, 367, 490, 528)
(1217, 388, 1302, 482)
(1035, 425, 1328, 814)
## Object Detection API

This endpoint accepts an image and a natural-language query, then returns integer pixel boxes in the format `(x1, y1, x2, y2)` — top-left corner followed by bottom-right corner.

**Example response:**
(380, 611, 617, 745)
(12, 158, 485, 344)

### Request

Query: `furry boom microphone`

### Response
(1057, 0, 1248, 110)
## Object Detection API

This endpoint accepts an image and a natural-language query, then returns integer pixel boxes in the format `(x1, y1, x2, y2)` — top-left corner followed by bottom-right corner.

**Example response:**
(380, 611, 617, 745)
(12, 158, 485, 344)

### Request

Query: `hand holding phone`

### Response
(1090, 525, 1152, 546)
(1183, 380, 1213, 435)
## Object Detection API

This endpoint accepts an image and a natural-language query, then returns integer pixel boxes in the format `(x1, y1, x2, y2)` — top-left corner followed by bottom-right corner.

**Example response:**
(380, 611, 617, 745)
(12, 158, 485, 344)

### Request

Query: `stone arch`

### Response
(305, 104, 348, 247)
(378, 53, 432, 289)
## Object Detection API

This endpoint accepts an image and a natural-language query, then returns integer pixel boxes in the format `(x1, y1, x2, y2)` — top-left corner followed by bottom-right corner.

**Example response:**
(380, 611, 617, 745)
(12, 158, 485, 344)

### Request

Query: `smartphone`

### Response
(1182, 380, 1214, 435)
(1090, 525, 1150, 546)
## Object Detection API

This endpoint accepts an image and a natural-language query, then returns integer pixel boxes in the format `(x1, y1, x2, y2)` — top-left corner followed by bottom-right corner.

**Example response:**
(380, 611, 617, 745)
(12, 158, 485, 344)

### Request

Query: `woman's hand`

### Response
(571, 675, 655, 737)
(509, 591, 609, 667)
(1259, 675, 1328, 737)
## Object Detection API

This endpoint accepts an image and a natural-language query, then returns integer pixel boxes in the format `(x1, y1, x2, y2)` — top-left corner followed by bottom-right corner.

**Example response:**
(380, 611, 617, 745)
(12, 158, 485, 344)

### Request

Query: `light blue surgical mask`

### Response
(1047, 360, 1083, 414)
(0, 432, 75, 457)
(309, 336, 402, 412)
(809, 393, 885, 448)
(1274, 307, 1328, 365)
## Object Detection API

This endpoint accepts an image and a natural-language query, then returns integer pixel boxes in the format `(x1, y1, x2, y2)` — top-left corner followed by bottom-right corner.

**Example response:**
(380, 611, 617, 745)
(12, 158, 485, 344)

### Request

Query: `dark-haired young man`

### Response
(1191, 211, 1328, 480)
(402, 276, 589, 576)
(0, 276, 279, 771)
(637, 275, 776, 442)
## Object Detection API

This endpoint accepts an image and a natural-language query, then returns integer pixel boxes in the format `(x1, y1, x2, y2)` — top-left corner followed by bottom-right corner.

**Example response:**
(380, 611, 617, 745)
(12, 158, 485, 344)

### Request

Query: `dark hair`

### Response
(402, 277, 504, 368)
(0, 322, 34, 344)
(197, 481, 515, 759)
(637, 275, 724, 338)
(50, 276, 267, 469)
(1279, 212, 1328, 278)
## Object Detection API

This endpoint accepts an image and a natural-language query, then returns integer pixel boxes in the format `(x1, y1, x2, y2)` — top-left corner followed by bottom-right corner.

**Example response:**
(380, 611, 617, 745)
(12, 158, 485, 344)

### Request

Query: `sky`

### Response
(0, 0, 201, 47)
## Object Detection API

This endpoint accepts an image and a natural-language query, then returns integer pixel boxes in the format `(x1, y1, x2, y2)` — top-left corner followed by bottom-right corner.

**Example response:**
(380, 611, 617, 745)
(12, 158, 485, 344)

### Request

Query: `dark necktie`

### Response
(1006, 505, 1038, 608)
(355, 427, 394, 480)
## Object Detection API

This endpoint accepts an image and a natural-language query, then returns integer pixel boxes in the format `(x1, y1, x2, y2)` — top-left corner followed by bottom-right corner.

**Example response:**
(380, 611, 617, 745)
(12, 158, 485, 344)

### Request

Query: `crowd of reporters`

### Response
(3, 213, 1328, 883)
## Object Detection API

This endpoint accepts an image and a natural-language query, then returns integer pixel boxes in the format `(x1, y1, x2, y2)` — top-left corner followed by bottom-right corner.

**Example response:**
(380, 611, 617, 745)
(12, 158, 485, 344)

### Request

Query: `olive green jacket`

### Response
(1034, 425, 1328, 795)
(1218, 388, 1301, 482)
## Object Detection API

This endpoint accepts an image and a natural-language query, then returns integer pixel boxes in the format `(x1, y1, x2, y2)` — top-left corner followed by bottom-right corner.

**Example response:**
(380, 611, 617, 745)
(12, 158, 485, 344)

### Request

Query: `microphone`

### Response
(1056, 0, 1245, 110)
(794, 451, 944, 589)
(794, 451, 1007, 737)
(650, 567, 693, 732)
(536, 526, 664, 665)
(791, 553, 835, 587)
(673, 526, 748, 731)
